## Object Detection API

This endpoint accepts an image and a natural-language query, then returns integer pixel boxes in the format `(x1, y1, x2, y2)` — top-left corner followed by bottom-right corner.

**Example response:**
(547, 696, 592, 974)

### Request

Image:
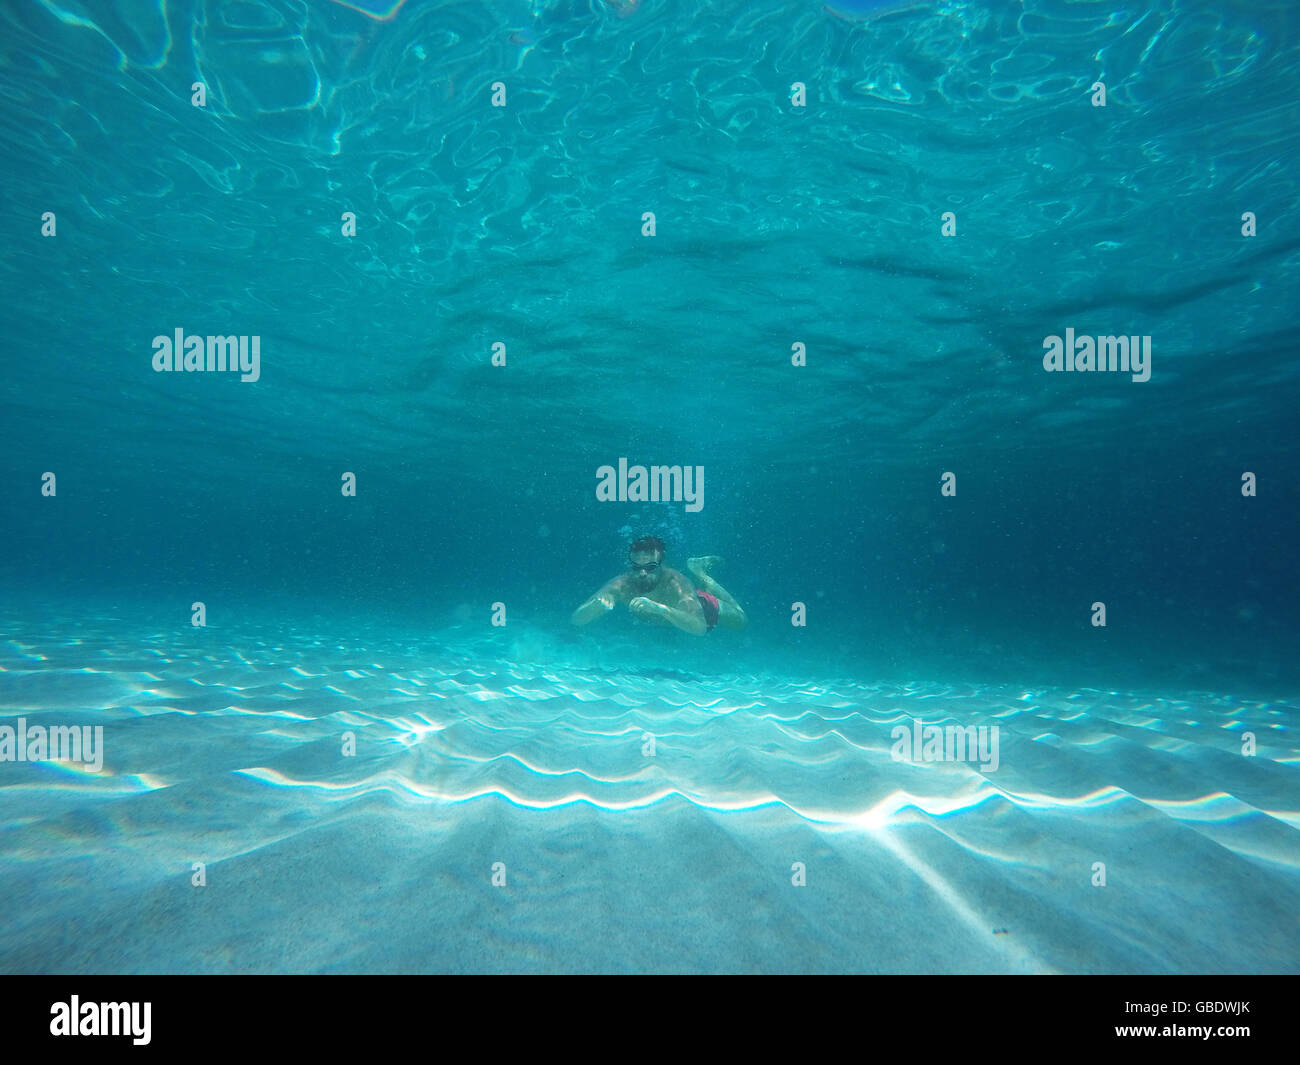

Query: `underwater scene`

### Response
(1, 0, 1297, 975)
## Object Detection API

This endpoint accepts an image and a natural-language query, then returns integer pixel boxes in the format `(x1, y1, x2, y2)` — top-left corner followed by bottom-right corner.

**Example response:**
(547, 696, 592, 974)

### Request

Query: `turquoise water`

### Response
(0, 0, 1297, 973)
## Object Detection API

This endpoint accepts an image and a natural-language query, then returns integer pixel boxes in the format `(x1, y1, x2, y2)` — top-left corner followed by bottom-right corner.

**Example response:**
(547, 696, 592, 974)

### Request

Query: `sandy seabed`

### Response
(1, 616, 1297, 974)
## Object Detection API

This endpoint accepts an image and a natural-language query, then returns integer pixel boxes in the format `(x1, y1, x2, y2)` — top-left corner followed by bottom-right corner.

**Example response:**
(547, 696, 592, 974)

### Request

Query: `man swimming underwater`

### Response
(571, 536, 747, 635)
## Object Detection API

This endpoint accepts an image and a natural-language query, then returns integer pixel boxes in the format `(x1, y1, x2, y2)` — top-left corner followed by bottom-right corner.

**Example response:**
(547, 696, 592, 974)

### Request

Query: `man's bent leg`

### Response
(688, 557, 746, 629)
(715, 600, 747, 630)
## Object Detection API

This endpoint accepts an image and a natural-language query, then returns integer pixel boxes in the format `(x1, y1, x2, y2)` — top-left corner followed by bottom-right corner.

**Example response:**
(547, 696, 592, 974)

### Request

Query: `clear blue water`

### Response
(0, 0, 1297, 974)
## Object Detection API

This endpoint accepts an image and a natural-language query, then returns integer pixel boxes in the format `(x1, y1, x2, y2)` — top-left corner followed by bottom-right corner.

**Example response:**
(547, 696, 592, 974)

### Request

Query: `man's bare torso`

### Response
(612, 566, 701, 619)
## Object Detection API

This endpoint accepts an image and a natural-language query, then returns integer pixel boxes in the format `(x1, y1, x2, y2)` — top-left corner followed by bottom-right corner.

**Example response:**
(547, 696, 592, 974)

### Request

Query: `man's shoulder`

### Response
(665, 569, 697, 594)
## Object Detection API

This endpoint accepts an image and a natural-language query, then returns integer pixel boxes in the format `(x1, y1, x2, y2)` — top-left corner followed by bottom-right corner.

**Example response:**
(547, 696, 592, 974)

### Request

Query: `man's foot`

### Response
(687, 556, 723, 580)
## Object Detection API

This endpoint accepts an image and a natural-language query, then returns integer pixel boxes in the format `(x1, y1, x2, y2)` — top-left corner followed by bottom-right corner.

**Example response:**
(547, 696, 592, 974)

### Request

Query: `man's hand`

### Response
(628, 597, 664, 620)
(573, 590, 618, 626)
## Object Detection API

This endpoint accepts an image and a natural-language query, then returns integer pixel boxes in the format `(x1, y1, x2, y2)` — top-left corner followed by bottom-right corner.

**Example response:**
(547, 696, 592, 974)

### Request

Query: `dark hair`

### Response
(629, 535, 665, 558)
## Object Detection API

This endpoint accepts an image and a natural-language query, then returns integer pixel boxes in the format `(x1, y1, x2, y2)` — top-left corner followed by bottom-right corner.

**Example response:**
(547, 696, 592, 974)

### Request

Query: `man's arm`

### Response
(572, 576, 627, 626)
(628, 596, 708, 635)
